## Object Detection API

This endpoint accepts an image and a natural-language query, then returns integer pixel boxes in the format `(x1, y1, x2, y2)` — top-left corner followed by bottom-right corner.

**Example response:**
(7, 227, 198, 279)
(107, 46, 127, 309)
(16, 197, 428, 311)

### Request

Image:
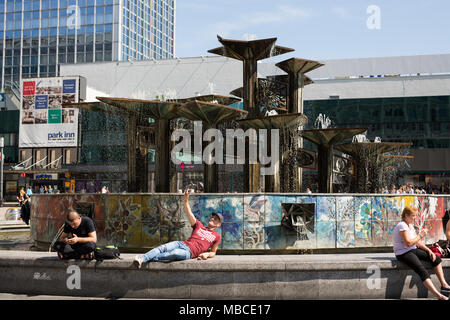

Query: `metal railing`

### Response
(42, 156, 62, 169)
(12, 157, 32, 170)
(25, 156, 47, 170)
(3, 80, 21, 101)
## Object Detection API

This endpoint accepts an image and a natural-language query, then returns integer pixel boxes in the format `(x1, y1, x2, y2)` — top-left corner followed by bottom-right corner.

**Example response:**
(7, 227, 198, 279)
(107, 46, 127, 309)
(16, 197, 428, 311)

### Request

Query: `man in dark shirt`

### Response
(133, 189, 222, 268)
(53, 211, 97, 260)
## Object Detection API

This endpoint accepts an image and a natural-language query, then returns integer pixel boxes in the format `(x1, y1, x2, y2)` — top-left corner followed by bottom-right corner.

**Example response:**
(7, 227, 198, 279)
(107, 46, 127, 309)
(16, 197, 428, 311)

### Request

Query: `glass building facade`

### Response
(303, 95, 450, 149)
(303, 95, 450, 190)
(121, 0, 174, 61)
(0, 0, 175, 90)
(0, 109, 19, 163)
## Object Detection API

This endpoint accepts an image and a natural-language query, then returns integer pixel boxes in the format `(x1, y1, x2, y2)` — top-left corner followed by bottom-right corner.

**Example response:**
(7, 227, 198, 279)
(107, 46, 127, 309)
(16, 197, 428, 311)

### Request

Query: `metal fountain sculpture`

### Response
(335, 134, 413, 193)
(208, 36, 296, 192)
(65, 35, 412, 194)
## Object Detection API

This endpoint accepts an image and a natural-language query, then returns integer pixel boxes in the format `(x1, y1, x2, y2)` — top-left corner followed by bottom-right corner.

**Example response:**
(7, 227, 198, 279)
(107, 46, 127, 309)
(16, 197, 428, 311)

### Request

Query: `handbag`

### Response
(430, 240, 450, 258)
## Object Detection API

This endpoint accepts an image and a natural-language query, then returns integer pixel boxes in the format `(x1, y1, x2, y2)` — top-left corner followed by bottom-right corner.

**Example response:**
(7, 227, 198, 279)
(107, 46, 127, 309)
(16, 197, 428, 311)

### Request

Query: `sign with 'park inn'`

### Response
(19, 76, 86, 148)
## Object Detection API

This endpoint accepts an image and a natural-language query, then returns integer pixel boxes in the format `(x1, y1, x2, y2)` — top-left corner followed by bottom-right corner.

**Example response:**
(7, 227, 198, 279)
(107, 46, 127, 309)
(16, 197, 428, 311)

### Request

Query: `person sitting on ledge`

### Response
(133, 188, 222, 268)
(393, 205, 450, 300)
(53, 211, 97, 260)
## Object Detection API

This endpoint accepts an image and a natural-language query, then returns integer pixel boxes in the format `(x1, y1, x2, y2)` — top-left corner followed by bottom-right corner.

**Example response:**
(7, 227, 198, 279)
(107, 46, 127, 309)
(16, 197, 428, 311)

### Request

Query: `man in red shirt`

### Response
(133, 189, 222, 268)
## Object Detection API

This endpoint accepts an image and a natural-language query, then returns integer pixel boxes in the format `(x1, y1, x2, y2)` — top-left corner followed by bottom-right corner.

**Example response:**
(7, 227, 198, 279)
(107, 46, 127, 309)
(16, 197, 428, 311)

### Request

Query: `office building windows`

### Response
(304, 95, 450, 149)
(0, 0, 175, 90)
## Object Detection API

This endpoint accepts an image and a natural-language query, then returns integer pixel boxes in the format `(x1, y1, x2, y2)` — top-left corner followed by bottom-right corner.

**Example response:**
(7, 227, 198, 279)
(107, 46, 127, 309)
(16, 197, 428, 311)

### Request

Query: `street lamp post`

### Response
(0, 137, 4, 206)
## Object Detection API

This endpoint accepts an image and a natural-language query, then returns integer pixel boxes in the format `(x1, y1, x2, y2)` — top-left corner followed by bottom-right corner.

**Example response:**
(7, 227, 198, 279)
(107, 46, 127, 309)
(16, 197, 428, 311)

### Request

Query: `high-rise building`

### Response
(0, 0, 176, 91)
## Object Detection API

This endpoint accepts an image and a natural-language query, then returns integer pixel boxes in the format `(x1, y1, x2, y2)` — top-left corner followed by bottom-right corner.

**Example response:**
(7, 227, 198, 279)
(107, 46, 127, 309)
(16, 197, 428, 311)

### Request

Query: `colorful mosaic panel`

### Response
(354, 197, 372, 247)
(221, 222, 243, 250)
(221, 195, 244, 222)
(336, 197, 354, 221)
(265, 221, 286, 250)
(264, 195, 284, 222)
(243, 222, 265, 250)
(104, 195, 142, 247)
(316, 196, 335, 222)
(336, 220, 355, 248)
(30, 194, 450, 252)
(190, 195, 222, 225)
(243, 195, 265, 222)
(316, 221, 336, 248)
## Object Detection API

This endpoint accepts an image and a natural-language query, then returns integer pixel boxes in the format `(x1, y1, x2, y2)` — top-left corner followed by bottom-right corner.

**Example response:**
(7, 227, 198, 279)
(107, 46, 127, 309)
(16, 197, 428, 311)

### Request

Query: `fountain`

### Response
(335, 136, 413, 193)
(275, 58, 324, 192)
(230, 73, 316, 192)
(230, 77, 291, 114)
(170, 94, 240, 106)
(237, 112, 308, 192)
(65, 97, 182, 192)
(66, 36, 406, 196)
(32, 34, 427, 257)
(208, 35, 294, 192)
(176, 99, 248, 192)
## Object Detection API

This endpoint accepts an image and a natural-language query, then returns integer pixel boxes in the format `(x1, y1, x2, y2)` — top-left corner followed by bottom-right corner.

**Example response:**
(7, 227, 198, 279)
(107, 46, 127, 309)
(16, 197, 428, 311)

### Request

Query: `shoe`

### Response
(441, 287, 450, 297)
(133, 255, 144, 269)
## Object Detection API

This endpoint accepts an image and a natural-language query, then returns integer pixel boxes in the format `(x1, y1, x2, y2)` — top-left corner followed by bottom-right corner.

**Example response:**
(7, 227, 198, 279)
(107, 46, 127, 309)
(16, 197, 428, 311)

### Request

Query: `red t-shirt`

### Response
(183, 220, 221, 258)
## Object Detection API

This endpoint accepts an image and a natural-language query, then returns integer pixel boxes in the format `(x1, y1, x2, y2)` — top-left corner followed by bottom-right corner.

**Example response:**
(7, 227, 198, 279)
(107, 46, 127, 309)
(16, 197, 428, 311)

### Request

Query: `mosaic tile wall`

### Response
(31, 194, 450, 252)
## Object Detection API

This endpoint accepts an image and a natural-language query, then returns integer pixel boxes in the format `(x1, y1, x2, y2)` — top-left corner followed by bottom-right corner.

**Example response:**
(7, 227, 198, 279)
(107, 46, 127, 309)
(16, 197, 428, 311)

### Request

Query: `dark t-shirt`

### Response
(63, 216, 96, 238)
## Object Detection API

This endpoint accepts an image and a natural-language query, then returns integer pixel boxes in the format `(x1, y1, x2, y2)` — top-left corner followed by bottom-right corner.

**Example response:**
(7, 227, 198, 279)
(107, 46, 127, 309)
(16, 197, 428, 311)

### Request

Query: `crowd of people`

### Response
(305, 182, 449, 194)
(381, 183, 449, 195)
(19, 185, 61, 196)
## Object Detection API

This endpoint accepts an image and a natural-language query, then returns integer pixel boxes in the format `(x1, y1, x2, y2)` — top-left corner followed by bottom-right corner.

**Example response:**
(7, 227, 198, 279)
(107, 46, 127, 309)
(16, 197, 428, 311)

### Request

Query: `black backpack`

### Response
(94, 245, 122, 261)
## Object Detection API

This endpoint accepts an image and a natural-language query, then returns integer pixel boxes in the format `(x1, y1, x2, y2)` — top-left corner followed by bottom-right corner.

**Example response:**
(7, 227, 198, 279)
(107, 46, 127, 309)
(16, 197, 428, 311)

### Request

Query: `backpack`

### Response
(94, 245, 122, 261)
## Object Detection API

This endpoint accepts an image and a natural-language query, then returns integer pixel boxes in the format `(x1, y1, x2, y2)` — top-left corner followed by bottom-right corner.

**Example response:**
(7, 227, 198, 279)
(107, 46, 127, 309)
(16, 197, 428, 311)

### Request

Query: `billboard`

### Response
(19, 76, 84, 148)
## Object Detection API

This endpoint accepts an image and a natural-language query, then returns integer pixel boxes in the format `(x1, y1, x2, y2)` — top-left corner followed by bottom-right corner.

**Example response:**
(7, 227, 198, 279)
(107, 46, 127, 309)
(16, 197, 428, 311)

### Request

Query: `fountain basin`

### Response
(31, 193, 450, 253)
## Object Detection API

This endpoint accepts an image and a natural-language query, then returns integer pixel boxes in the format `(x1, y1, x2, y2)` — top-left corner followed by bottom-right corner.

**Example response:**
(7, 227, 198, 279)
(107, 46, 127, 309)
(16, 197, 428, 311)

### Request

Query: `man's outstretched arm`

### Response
(183, 189, 197, 227)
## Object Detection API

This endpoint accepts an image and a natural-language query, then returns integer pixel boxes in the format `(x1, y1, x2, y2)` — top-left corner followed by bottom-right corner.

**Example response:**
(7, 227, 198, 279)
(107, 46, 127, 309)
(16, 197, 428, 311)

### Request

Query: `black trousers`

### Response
(53, 241, 96, 259)
(396, 248, 442, 282)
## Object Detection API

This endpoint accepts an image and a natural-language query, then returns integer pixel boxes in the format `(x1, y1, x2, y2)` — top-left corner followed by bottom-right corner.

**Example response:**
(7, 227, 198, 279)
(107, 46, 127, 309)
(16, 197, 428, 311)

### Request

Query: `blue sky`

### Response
(175, 0, 450, 62)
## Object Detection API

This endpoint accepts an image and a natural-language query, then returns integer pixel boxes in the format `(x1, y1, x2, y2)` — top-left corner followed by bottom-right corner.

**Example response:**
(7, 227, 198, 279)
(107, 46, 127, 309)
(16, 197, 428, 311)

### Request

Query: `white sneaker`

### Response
(133, 255, 144, 269)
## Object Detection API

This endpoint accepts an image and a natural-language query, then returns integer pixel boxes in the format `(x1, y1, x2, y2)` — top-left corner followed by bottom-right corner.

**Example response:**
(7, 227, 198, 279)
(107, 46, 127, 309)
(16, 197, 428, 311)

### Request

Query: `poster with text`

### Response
(19, 77, 81, 148)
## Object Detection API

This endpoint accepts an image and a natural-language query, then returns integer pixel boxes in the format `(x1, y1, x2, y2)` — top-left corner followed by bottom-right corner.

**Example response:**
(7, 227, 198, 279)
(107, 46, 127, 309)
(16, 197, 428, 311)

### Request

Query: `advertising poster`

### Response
(19, 77, 81, 148)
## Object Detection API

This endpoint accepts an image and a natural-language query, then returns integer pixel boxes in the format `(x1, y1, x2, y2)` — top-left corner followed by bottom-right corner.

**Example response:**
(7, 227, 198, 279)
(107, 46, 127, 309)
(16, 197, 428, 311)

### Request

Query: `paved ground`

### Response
(0, 202, 32, 250)
(0, 293, 107, 300)
(0, 292, 432, 301)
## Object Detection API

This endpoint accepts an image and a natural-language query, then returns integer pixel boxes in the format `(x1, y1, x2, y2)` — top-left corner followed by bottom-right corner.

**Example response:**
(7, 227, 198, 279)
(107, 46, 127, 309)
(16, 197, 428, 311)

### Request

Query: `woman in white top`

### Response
(394, 205, 450, 300)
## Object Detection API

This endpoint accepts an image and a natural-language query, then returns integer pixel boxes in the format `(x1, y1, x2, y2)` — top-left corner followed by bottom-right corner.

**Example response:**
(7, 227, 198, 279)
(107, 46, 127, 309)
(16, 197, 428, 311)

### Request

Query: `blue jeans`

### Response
(142, 241, 191, 262)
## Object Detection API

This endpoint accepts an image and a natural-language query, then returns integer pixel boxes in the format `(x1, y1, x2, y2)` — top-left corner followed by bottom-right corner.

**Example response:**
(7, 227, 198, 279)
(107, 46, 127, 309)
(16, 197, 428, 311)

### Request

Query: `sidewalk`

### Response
(0, 250, 445, 299)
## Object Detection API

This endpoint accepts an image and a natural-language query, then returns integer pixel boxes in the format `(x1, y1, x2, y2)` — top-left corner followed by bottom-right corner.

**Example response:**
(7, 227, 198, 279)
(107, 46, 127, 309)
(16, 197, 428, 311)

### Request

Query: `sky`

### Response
(175, 0, 450, 63)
